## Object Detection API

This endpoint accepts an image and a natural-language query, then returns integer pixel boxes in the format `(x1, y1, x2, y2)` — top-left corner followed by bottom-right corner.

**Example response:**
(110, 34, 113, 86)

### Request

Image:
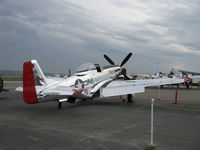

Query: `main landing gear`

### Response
(122, 94, 134, 103)
(127, 94, 134, 103)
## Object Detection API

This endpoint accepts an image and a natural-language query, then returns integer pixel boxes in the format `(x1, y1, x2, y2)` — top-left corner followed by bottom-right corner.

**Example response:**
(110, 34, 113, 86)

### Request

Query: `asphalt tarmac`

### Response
(0, 81, 200, 150)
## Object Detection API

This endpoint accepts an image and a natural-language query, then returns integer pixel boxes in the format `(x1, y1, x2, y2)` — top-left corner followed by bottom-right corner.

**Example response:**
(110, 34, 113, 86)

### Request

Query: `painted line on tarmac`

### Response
(0, 104, 150, 130)
(155, 104, 200, 112)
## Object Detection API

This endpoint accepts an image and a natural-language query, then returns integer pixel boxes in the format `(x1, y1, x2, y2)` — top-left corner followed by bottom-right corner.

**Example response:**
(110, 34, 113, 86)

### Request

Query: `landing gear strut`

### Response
(127, 94, 134, 103)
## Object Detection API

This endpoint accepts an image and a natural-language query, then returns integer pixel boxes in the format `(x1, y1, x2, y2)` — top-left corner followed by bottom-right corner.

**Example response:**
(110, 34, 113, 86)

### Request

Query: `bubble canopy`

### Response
(76, 63, 96, 73)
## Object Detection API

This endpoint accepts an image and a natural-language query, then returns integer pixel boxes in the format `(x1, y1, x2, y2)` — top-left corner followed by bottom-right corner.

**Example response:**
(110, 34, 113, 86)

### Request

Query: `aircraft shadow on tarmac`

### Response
(8, 98, 147, 118)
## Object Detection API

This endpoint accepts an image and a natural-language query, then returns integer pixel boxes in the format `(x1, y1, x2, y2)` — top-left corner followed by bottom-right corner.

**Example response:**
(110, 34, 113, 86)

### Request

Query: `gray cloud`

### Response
(0, 0, 200, 74)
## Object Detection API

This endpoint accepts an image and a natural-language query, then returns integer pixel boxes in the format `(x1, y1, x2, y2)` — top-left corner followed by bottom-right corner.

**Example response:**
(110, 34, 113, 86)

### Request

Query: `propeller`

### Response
(120, 53, 132, 67)
(103, 55, 115, 65)
(120, 53, 132, 80)
(104, 52, 132, 67)
(103, 52, 133, 80)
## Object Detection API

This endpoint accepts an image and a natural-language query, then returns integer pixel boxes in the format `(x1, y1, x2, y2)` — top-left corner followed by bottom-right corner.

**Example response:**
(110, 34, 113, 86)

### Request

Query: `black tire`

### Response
(127, 94, 133, 103)
(0, 77, 3, 93)
(58, 102, 62, 109)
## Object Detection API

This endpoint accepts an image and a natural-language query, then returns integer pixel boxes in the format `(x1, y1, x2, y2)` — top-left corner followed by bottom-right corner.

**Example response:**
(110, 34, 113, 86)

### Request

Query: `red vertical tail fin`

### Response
(23, 61, 38, 104)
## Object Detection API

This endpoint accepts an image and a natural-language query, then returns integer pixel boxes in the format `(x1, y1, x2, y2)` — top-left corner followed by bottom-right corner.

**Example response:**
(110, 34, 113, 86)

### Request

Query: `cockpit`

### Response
(75, 63, 120, 76)
(75, 63, 101, 76)
(76, 63, 97, 73)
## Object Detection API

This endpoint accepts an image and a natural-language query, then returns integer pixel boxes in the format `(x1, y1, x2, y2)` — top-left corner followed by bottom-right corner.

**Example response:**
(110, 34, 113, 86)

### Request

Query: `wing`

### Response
(101, 78, 184, 97)
(179, 70, 200, 75)
(190, 75, 200, 80)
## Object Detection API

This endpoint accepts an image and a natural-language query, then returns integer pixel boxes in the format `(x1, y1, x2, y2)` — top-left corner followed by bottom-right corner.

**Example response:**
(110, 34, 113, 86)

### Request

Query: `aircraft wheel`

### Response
(127, 94, 133, 103)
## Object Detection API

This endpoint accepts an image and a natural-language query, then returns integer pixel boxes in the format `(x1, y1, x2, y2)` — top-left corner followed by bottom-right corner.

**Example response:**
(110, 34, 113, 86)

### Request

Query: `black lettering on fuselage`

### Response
(74, 78, 94, 88)
(83, 78, 94, 86)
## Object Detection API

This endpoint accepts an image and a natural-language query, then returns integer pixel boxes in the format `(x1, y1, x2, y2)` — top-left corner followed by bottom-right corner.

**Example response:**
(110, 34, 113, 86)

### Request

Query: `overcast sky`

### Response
(0, 0, 200, 74)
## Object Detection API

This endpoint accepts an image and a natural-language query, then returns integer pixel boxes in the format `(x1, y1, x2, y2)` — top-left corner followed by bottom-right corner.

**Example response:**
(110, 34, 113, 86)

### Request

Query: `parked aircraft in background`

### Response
(178, 70, 200, 87)
(0, 76, 9, 93)
(178, 70, 200, 76)
(16, 53, 189, 108)
(149, 69, 200, 88)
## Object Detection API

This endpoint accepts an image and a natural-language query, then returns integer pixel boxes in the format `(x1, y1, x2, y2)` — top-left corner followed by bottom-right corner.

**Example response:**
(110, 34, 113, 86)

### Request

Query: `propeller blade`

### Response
(120, 53, 132, 67)
(103, 54, 115, 65)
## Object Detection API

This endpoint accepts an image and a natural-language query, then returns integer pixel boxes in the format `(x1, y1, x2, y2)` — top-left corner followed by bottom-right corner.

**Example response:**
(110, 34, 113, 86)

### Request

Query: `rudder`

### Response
(23, 61, 38, 104)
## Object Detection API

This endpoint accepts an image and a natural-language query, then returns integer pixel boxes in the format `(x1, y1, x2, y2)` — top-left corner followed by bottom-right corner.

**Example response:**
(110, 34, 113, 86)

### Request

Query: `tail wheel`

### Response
(58, 102, 62, 109)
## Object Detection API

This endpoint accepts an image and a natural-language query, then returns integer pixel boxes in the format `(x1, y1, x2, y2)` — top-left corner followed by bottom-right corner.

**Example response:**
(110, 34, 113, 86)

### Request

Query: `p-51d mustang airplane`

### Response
(16, 53, 188, 108)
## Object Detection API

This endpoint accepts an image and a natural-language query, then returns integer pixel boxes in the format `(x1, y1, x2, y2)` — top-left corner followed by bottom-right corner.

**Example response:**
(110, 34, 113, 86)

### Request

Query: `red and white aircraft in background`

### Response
(178, 70, 200, 87)
(16, 53, 188, 108)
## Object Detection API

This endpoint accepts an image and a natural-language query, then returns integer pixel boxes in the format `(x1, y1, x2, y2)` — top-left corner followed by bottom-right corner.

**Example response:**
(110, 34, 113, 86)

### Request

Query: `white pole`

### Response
(146, 99, 157, 150)
(151, 99, 155, 145)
